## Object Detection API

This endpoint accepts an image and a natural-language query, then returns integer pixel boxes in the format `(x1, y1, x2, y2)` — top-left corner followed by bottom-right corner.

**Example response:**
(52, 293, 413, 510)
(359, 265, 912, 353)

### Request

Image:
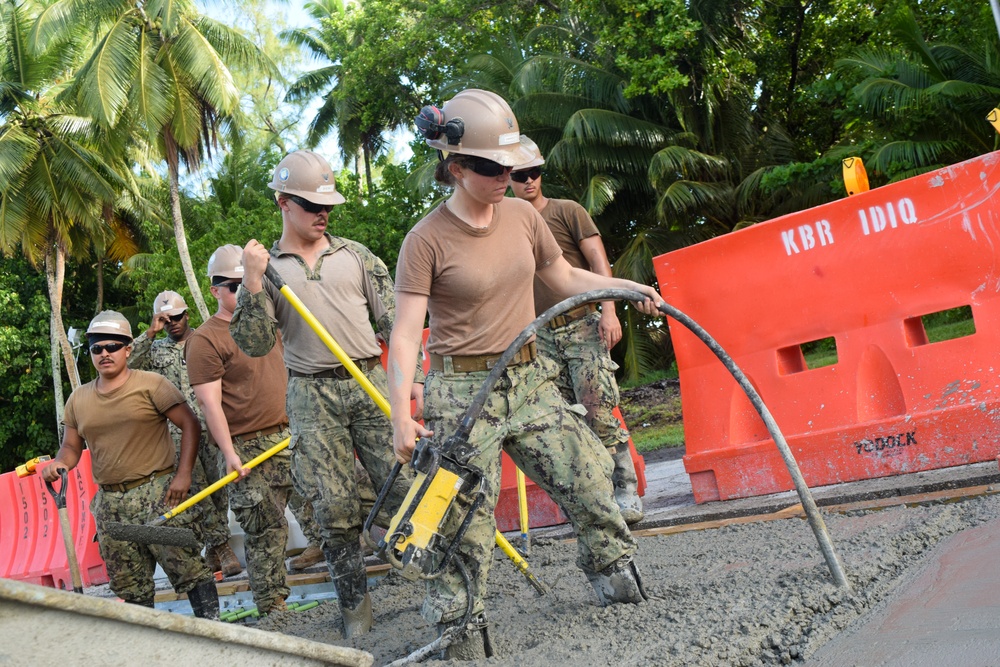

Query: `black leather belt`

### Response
(288, 356, 381, 380)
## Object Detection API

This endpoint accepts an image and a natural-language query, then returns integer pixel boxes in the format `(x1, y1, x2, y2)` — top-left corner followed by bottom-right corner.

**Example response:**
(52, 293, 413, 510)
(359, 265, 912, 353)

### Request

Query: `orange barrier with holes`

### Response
(654, 150, 1000, 503)
(1, 452, 108, 588)
(0, 472, 23, 578)
(380, 329, 645, 530)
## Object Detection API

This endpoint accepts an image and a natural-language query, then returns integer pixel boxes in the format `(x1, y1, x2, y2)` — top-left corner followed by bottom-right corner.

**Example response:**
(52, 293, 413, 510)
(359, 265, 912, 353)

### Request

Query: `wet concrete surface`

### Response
(806, 512, 1000, 667)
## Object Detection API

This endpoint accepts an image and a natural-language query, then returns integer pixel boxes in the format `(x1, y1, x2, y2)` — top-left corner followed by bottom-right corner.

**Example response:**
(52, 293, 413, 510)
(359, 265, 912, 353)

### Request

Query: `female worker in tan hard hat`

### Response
(386, 88, 666, 659)
(42, 311, 219, 618)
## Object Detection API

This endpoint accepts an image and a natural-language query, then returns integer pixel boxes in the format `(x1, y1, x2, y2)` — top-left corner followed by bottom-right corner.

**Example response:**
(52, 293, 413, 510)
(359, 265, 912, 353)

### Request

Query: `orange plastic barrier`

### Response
(654, 150, 1000, 503)
(17, 466, 60, 586)
(380, 329, 646, 530)
(0, 452, 108, 588)
(0, 472, 23, 578)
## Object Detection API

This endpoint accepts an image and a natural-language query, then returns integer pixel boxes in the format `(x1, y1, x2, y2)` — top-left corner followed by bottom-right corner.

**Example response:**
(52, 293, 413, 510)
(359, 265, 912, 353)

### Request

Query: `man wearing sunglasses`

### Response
(42, 311, 219, 618)
(510, 137, 644, 525)
(231, 149, 421, 637)
(130, 290, 240, 576)
(186, 244, 295, 614)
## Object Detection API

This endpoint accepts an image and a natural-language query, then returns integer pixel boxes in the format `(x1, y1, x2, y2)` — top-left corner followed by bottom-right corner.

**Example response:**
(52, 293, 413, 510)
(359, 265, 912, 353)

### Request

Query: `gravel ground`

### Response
(254, 491, 1000, 666)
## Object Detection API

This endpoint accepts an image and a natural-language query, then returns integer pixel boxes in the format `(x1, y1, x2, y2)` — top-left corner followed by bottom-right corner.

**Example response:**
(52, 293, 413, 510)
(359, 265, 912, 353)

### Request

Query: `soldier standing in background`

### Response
(510, 138, 644, 524)
(187, 245, 293, 613)
(130, 290, 241, 576)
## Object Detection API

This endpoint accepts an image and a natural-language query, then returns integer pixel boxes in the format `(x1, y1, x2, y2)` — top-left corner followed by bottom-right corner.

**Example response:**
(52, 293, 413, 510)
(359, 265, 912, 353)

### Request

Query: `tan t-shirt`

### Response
(63, 370, 182, 485)
(186, 315, 288, 436)
(261, 236, 388, 374)
(533, 198, 601, 314)
(396, 197, 562, 356)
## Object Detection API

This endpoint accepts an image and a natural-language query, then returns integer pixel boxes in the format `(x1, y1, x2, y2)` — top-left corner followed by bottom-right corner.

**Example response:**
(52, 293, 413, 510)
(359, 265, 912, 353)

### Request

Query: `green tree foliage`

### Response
(0, 256, 59, 472)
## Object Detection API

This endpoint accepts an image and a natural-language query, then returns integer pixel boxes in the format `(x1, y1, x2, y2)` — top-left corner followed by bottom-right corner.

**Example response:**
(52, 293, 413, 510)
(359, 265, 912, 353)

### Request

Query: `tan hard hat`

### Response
(153, 290, 188, 317)
(207, 244, 244, 280)
(86, 310, 133, 340)
(267, 150, 346, 206)
(422, 89, 535, 166)
(513, 135, 545, 170)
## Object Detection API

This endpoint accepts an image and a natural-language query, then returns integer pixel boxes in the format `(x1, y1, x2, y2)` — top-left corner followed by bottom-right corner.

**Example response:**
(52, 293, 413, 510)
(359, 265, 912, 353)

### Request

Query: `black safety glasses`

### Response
(90, 342, 127, 355)
(216, 282, 240, 293)
(462, 156, 513, 178)
(288, 194, 334, 214)
(511, 167, 542, 183)
(167, 312, 186, 323)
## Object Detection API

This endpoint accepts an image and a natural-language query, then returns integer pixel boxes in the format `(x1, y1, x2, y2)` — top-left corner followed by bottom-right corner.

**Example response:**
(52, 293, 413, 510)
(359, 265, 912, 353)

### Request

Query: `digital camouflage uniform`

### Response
(421, 354, 636, 623)
(229, 428, 294, 609)
(129, 335, 231, 549)
(92, 474, 212, 602)
(288, 489, 324, 547)
(230, 237, 417, 555)
(535, 311, 630, 452)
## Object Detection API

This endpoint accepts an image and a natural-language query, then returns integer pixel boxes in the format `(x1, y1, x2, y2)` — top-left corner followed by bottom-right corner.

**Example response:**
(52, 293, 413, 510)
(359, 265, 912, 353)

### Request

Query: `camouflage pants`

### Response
(420, 354, 636, 624)
(286, 365, 411, 552)
(229, 428, 293, 609)
(172, 433, 231, 549)
(91, 474, 211, 602)
(288, 490, 324, 547)
(536, 312, 630, 452)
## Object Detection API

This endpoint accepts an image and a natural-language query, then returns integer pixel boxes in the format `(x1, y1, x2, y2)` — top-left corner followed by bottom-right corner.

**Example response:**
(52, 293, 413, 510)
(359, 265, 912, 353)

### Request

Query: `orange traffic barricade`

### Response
(655, 150, 1000, 502)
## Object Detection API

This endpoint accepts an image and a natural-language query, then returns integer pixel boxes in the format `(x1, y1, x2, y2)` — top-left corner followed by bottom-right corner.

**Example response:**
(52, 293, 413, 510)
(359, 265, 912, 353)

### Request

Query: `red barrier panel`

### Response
(380, 329, 646, 530)
(654, 151, 1000, 503)
(17, 467, 60, 586)
(4, 470, 39, 581)
(1, 452, 108, 589)
(0, 472, 21, 578)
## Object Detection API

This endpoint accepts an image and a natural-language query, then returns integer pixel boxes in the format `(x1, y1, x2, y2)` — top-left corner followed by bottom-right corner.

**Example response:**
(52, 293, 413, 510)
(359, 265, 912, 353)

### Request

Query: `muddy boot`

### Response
(263, 597, 288, 614)
(204, 545, 221, 573)
(611, 445, 644, 525)
(326, 542, 373, 637)
(586, 555, 648, 606)
(186, 579, 220, 620)
(127, 597, 155, 608)
(438, 613, 493, 661)
(288, 544, 325, 571)
(212, 542, 243, 577)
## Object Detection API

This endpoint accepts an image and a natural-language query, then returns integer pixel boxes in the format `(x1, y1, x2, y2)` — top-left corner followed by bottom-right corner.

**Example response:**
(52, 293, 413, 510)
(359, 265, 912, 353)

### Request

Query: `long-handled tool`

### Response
(262, 264, 548, 592)
(103, 437, 290, 549)
(516, 467, 530, 555)
(46, 468, 84, 594)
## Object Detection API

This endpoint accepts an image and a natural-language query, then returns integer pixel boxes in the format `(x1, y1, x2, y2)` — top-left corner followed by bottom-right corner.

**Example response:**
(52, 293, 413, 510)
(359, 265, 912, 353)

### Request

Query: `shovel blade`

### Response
(104, 521, 201, 549)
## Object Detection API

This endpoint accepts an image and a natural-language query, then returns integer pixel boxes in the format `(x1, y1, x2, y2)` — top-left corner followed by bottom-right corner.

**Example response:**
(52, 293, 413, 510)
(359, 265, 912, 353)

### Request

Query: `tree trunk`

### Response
(45, 245, 78, 435)
(95, 256, 104, 314)
(363, 143, 373, 196)
(167, 160, 210, 322)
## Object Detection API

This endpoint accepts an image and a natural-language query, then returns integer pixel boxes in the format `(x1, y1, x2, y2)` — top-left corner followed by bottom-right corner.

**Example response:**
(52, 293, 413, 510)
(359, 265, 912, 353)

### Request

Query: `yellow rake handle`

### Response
(155, 437, 290, 524)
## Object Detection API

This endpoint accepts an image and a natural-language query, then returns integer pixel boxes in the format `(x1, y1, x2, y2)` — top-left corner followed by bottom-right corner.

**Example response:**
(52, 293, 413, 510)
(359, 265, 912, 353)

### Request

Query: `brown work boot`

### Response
(204, 546, 221, 573)
(213, 542, 243, 577)
(288, 544, 325, 571)
(264, 597, 288, 614)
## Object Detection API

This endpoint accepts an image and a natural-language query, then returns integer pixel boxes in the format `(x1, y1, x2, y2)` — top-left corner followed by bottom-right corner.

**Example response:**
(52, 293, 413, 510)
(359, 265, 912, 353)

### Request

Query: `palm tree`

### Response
(31, 0, 279, 321)
(0, 0, 130, 426)
(282, 0, 419, 195)
(836, 5, 1000, 182)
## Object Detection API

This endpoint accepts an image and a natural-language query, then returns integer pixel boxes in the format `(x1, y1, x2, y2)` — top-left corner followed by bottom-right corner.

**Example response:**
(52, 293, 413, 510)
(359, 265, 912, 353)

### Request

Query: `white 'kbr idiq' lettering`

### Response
(858, 198, 917, 235)
(781, 220, 834, 256)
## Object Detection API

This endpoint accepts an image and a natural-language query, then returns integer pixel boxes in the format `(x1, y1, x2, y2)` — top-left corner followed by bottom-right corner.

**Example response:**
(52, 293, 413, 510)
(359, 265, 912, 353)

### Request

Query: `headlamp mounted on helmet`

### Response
(415, 105, 465, 146)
